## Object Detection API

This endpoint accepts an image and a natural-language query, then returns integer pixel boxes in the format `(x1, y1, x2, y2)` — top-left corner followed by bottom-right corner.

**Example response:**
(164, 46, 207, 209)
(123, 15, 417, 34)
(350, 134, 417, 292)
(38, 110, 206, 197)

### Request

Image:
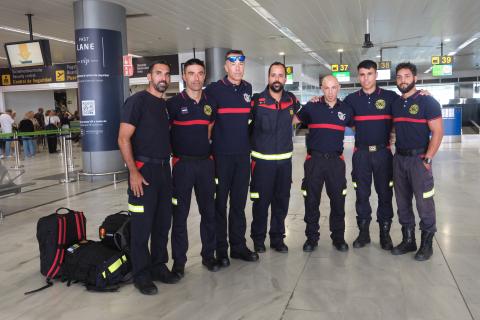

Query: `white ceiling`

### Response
(1, 0, 480, 78)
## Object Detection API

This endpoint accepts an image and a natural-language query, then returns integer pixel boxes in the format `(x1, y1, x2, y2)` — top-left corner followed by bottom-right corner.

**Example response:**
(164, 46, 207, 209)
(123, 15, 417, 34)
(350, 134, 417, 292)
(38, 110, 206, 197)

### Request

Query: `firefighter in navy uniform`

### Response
(118, 61, 180, 295)
(167, 58, 220, 277)
(343, 60, 399, 250)
(295, 75, 354, 252)
(249, 62, 301, 253)
(391, 62, 443, 261)
(205, 50, 259, 266)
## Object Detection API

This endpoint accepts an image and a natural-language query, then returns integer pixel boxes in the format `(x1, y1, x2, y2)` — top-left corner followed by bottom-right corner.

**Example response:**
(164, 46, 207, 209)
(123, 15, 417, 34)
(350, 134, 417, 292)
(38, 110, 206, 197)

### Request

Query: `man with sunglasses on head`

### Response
(205, 50, 259, 267)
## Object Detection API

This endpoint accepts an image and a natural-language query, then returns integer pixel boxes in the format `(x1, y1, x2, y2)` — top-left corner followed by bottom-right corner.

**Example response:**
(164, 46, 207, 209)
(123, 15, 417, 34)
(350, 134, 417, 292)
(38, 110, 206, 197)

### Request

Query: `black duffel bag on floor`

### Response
(99, 211, 131, 253)
(62, 240, 131, 292)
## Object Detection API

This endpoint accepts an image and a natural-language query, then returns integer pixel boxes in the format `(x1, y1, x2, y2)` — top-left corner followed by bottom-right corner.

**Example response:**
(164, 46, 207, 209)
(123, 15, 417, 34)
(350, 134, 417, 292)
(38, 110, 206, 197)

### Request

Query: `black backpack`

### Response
(25, 207, 87, 294)
(99, 211, 131, 253)
(62, 241, 131, 292)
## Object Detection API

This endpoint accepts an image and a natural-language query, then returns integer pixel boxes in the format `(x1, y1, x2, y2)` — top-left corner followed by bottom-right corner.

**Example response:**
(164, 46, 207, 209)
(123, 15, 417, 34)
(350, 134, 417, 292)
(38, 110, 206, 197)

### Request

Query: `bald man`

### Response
(294, 75, 354, 252)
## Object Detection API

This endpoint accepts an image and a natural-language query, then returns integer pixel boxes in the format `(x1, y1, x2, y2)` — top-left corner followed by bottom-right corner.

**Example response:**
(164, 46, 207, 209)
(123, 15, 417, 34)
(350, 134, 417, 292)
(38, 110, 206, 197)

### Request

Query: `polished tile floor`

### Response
(0, 137, 479, 320)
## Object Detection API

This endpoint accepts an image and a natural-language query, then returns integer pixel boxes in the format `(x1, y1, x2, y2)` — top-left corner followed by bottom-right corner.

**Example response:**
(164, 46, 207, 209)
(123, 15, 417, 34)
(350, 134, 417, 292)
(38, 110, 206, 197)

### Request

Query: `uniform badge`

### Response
(409, 104, 419, 115)
(204, 104, 212, 116)
(181, 107, 189, 114)
(375, 99, 386, 110)
(244, 93, 251, 103)
(337, 112, 346, 121)
(289, 109, 294, 116)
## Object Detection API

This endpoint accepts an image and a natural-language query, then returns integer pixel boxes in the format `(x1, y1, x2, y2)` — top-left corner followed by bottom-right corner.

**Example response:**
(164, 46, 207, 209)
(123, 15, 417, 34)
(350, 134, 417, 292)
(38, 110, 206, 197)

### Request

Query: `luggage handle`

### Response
(55, 207, 74, 214)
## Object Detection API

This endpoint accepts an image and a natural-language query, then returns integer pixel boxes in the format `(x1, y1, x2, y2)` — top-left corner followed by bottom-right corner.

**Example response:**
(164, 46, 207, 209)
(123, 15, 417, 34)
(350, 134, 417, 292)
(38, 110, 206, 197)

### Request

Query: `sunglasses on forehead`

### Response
(226, 55, 246, 63)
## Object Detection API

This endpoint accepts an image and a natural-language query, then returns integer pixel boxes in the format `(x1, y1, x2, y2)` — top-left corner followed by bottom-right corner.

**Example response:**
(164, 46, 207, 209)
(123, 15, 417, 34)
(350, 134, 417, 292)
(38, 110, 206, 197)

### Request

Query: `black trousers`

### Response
(302, 154, 347, 242)
(47, 135, 57, 153)
(214, 154, 250, 254)
(128, 161, 172, 280)
(171, 157, 216, 266)
(351, 148, 394, 224)
(250, 157, 292, 245)
(393, 154, 436, 232)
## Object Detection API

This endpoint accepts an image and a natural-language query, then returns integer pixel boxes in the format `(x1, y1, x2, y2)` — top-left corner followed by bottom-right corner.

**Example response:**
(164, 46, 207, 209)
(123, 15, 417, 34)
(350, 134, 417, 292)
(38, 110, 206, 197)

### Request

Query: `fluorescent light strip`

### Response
(242, 0, 331, 70)
(0, 25, 75, 44)
(425, 32, 480, 73)
(0, 56, 7, 60)
(128, 53, 143, 58)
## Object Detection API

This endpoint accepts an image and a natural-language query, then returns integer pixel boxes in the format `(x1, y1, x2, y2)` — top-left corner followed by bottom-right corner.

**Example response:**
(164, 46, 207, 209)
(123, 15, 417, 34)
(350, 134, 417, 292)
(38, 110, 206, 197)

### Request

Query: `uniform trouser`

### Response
(250, 157, 292, 245)
(393, 154, 436, 232)
(128, 161, 172, 280)
(171, 157, 216, 266)
(214, 154, 250, 254)
(351, 148, 394, 224)
(302, 154, 347, 242)
(47, 135, 57, 153)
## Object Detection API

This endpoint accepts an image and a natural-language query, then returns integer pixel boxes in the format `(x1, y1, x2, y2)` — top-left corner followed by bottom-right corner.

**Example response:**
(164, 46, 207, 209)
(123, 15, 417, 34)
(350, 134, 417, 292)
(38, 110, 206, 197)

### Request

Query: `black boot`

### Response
(391, 226, 417, 255)
(379, 221, 393, 250)
(414, 231, 434, 261)
(353, 220, 371, 248)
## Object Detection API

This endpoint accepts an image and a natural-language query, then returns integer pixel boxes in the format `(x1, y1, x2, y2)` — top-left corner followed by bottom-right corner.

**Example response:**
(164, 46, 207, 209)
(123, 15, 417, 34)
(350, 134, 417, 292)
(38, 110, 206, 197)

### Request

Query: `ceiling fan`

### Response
(325, 19, 424, 53)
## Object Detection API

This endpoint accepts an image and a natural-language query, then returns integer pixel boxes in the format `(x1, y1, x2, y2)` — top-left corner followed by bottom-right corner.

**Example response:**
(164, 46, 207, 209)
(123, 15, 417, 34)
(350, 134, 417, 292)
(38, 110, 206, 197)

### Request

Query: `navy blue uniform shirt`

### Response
(392, 90, 442, 150)
(121, 90, 171, 159)
(296, 97, 354, 153)
(205, 76, 252, 155)
(167, 90, 216, 157)
(344, 87, 399, 146)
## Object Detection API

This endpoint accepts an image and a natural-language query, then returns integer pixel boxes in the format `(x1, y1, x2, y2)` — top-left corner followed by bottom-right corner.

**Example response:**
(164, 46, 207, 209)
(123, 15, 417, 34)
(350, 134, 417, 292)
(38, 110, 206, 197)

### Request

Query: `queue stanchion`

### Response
(58, 129, 64, 155)
(67, 131, 75, 171)
(59, 133, 75, 183)
(11, 132, 24, 170)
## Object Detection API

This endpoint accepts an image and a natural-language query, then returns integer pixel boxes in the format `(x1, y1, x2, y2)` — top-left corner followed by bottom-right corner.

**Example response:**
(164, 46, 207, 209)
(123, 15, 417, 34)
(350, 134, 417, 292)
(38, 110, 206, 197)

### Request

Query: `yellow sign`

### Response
(378, 61, 391, 70)
(431, 56, 453, 65)
(331, 64, 349, 72)
(286, 66, 293, 75)
(55, 70, 65, 82)
(1, 74, 11, 86)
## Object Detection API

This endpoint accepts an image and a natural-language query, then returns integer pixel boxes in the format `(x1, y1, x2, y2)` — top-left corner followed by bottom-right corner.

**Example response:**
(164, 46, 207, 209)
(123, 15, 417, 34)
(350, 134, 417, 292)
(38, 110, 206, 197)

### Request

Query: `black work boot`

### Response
(414, 231, 434, 261)
(379, 221, 393, 250)
(391, 226, 417, 255)
(353, 220, 371, 248)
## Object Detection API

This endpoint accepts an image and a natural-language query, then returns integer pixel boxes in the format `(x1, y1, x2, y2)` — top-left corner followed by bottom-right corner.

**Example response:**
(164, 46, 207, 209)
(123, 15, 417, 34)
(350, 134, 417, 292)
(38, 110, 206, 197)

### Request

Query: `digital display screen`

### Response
(4, 40, 51, 68)
(432, 64, 453, 76)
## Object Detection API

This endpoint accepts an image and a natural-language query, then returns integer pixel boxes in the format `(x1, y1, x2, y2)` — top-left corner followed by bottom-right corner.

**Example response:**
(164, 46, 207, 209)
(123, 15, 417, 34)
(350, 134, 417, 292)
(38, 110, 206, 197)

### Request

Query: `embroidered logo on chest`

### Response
(244, 93, 251, 103)
(337, 112, 346, 121)
(204, 105, 212, 116)
(375, 99, 386, 110)
(409, 104, 419, 115)
(181, 107, 189, 114)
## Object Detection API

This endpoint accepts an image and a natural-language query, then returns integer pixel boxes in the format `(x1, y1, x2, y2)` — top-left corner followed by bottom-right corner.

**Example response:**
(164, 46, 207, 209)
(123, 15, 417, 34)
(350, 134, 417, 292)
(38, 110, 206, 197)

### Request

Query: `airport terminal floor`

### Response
(0, 137, 479, 320)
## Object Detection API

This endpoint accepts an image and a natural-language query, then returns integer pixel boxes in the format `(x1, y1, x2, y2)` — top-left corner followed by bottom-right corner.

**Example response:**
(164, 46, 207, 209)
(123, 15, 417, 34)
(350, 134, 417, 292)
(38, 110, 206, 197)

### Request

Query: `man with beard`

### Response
(249, 62, 300, 253)
(167, 58, 220, 276)
(295, 75, 354, 252)
(118, 61, 180, 295)
(391, 62, 443, 261)
(205, 50, 259, 267)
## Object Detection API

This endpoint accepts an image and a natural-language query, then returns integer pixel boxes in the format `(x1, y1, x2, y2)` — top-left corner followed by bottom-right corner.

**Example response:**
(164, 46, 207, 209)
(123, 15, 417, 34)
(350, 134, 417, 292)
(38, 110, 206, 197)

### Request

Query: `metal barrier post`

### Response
(11, 133, 24, 170)
(67, 132, 75, 171)
(58, 129, 64, 155)
(59, 134, 75, 183)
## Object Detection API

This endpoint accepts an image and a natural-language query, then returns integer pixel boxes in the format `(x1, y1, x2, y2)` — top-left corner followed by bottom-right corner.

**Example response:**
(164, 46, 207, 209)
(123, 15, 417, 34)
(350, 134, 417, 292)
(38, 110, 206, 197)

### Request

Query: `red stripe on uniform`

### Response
(217, 108, 250, 114)
(258, 104, 276, 110)
(354, 115, 393, 121)
(173, 120, 210, 126)
(393, 117, 427, 123)
(308, 123, 345, 131)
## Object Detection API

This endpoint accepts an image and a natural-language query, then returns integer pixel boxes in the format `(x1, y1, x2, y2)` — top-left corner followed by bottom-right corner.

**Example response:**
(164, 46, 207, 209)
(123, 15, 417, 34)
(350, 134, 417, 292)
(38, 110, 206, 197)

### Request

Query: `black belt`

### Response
(396, 148, 427, 156)
(173, 154, 210, 160)
(136, 155, 170, 165)
(308, 150, 342, 159)
(355, 143, 388, 152)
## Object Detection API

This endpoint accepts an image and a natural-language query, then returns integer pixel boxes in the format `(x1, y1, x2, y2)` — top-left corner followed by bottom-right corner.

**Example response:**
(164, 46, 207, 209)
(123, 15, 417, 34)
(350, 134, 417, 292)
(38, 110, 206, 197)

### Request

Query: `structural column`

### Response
(73, 0, 128, 179)
(205, 48, 229, 85)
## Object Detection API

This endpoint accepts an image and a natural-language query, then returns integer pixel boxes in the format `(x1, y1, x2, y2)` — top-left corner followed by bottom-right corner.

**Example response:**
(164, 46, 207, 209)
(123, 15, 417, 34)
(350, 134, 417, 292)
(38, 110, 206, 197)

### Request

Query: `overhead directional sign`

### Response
(331, 64, 349, 72)
(431, 55, 454, 65)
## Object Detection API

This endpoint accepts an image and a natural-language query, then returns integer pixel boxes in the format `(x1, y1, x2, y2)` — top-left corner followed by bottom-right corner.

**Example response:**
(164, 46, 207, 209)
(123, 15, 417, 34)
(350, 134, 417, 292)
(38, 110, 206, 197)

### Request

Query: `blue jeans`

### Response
(3, 140, 11, 157)
(23, 138, 35, 157)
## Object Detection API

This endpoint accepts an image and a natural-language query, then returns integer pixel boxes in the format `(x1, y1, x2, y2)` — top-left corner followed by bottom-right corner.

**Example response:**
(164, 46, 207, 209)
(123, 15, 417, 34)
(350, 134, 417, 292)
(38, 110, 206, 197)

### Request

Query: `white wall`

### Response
(4, 90, 55, 122)
(245, 59, 267, 93)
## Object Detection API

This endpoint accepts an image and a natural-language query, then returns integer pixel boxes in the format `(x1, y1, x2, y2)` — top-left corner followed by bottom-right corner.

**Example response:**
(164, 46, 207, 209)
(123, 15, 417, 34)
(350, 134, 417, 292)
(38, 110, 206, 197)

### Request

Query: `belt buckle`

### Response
(368, 145, 377, 152)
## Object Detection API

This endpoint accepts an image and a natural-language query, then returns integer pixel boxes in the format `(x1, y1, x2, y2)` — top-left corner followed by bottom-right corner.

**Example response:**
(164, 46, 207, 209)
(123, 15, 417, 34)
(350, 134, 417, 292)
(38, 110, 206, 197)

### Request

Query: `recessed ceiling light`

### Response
(444, 38, 451, 42)
(279, 51, 285, 56)
(186, 26, 191, 31)
(337, 48, 344, 53)
(376, 55, 381, 58)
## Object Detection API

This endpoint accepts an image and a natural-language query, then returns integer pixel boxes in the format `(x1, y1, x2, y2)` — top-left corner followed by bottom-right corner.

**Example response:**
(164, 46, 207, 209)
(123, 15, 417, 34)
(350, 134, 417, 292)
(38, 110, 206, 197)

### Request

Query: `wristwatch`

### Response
(423, 157, 432, 165)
